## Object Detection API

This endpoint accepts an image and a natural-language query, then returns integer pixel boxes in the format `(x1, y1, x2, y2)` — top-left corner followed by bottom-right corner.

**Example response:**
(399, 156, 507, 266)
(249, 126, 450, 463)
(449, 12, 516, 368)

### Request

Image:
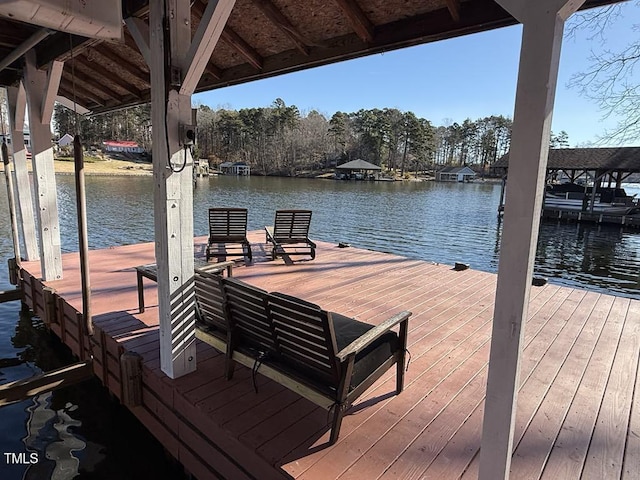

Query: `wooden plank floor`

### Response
(19, 231, 640, 480)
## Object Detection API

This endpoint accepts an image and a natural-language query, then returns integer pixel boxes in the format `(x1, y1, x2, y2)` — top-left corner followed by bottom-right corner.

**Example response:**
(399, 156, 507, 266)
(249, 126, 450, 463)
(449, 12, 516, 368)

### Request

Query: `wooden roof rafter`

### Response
(332, 0, 375, 44)
(35, 33, 97, 68)
(205, 62, 223, 81)
(192, 0, 263, 71)
(76, 53, 143, 98)
(252, 0, 311, 56)
(59, 73, 107, 107)
(446, 0, 461, 22)
(221, 27, 264, 70)
(62, 67, 122, 101)
(89, 46, 149, 84)
(58, 86, 92, 110)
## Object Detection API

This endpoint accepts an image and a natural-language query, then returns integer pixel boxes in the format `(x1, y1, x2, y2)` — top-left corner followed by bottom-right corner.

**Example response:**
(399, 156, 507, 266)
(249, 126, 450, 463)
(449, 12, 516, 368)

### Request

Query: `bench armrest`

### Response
(195, 259, 235, 277)
(335, 311, 411, 361)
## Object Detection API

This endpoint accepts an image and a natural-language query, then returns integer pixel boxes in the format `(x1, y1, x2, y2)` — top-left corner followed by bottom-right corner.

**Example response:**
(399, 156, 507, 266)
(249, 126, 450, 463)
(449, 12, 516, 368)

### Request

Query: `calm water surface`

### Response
(1, 175, 639, 478)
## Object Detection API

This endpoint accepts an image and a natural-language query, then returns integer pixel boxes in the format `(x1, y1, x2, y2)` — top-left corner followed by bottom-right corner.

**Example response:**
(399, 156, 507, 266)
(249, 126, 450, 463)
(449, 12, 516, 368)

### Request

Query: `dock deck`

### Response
(18, 231, 639, 480)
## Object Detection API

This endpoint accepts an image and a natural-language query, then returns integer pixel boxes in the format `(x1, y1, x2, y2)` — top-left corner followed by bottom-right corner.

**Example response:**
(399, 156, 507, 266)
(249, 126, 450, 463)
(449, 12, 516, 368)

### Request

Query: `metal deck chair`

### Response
(206, 207, 252, 261)
(265, 209, 316, 260)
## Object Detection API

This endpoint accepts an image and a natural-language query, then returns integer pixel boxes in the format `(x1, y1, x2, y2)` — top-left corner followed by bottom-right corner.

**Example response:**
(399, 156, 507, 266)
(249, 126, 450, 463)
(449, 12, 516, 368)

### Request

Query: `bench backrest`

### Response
(268, 293, 339, 386)
(272, 210, 312, 242)
(209, 207, 248, 242)
(194, 269, 227, 335)
(223, 277, 277, 354)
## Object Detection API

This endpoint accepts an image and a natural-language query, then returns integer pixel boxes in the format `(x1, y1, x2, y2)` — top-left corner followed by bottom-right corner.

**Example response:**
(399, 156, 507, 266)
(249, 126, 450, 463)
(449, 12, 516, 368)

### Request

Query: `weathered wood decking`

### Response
(18, 231, 639, 480)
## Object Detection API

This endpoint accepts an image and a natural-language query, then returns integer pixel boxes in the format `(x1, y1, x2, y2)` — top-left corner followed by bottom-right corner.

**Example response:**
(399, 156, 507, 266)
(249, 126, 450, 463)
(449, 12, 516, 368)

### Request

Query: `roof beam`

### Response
(332, 0, 375, 43)
(35, 33, 97, 68)
(58, 86, 92, 109)
(205, 62, 223, 80)
(253, 0, 309, 56)
(55, 95, 91, 115)
(0, 29, 53, 73)
(181, 0, 235, 95)
(59, 74, 106, 107)
(221, 27, 263, 70)
(90, 46, 149, 84)
(62, 67, 122, 101)
(192, 0, 262, 70)
(76, 53, 142, 98)
(445, 0, 461, 22)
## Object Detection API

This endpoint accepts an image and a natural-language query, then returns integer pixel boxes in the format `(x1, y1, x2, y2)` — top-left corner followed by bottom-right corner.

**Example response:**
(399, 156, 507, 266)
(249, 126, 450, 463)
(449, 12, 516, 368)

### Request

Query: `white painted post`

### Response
(148, 0, 233, 378)
(479, 2, 584, 479)
(6, 83, 39, 261)
(23, 53, 64, 280)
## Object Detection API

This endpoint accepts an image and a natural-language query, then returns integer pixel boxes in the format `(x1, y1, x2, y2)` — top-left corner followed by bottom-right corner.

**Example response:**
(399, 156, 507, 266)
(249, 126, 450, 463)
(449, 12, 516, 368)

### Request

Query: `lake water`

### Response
(1, 175, 639, 478)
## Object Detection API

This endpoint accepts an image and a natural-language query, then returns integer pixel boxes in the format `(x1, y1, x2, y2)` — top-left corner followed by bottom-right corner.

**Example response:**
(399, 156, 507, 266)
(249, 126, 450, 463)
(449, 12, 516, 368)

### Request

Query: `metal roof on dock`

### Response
(495, 147, 640, 173)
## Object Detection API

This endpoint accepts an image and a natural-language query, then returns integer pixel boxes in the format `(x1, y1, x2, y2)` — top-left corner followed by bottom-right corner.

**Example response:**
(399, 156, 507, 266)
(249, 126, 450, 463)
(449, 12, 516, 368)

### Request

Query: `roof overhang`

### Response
(0, 0, 627, 115)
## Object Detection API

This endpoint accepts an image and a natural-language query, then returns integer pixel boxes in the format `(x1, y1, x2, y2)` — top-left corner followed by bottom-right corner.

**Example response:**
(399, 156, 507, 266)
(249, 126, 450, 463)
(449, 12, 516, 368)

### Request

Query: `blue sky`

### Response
(194, 3, 639, 147)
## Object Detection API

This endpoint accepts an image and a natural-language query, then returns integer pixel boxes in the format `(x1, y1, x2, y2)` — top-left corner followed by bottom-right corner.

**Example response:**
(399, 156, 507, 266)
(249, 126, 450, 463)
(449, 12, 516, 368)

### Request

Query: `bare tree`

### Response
(567, 2, 640, 143)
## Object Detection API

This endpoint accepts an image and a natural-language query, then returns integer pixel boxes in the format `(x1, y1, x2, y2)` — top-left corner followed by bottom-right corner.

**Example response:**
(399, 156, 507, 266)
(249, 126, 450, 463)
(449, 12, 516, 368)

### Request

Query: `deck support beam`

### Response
(23, 52, 63, 280)
(479, 2, 583, 479)
(6, 83, 39, 261)
(149, 0, 233, 378)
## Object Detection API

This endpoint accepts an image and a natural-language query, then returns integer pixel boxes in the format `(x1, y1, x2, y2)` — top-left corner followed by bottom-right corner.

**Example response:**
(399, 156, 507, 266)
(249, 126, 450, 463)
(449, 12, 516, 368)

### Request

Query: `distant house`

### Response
(219, 161, 250, 175)
(58, 133, 74, 147)
(436, 166, 476, 182)
(102, 140, 145, 154)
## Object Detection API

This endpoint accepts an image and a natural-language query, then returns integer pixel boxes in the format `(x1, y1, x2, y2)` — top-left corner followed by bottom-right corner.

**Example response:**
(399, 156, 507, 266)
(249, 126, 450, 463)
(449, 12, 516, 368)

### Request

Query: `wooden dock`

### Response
(542, 206, 640, 228)
(17, 231, 639, 480)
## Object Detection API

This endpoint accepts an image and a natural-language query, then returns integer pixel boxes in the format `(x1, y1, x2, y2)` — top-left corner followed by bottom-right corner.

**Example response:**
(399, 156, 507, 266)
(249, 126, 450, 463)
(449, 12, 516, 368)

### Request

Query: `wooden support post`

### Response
(2, 141, 21, 264)
(479, 2, 584, 479)
(149, 0, 232, 378)
(6, 83, 39, 261)
(7, 258, 18, 286)
(120, 351, 143, 407)
(74, 135, 93, 338)
(42, 286, 56, 327)
(23, 53, 64, 280)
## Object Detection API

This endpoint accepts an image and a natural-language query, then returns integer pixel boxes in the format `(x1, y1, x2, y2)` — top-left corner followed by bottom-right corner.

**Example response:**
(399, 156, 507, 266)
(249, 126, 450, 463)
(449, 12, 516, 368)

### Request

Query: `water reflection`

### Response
(536, 222, 640, 297)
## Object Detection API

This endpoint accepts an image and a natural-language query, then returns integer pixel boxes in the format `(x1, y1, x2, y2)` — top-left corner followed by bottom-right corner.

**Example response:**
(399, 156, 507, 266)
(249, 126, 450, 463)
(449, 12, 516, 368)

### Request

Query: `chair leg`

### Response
(224, 339, 236, 380)
(224, 356, 236, 380)
(330, 404, 347, 445)
(396, 358, 405, 394)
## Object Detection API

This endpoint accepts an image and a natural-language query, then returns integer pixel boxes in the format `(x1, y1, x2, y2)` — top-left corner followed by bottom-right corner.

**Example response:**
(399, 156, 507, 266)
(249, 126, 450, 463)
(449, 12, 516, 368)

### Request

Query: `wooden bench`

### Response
(195, 276, 411, 444)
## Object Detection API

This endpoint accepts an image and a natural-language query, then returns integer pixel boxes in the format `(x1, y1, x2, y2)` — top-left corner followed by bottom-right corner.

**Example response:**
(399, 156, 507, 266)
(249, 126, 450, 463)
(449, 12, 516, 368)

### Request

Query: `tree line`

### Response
(195, 99, 516, 176)
(52, 99, 571, 176)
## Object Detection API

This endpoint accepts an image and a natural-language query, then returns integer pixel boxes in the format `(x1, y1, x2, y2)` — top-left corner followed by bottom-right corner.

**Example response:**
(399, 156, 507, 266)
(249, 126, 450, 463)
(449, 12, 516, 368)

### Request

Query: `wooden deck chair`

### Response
(206, 208, 252, 261)
(265, 209, 316, 260)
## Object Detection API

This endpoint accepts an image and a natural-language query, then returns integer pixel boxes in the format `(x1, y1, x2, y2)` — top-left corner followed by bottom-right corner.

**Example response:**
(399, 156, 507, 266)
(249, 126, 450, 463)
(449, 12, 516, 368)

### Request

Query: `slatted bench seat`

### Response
(194, 276, 411, 444)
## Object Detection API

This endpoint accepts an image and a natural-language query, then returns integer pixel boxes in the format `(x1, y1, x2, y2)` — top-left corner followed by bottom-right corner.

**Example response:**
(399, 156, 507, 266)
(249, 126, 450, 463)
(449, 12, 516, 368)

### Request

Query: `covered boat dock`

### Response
(0, 0, 637, 479)
(495, 147, 640, 227)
